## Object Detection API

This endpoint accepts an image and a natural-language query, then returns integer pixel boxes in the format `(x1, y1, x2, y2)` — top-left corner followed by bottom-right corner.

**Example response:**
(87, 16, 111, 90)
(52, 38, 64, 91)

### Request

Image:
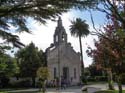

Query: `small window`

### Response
(54, 67, 57, 79)
(62, 33, 65, 41)
(74, 68, 76, 79)
(56, 35, 58, 42)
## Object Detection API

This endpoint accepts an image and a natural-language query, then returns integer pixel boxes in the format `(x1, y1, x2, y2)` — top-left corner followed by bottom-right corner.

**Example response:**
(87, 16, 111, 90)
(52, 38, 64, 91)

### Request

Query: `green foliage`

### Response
(0, 30, 25, 48)
(15, 42, 46, 87)
(0, 45, 11, 53)
(116, 29, 125, 39)
(87, 77, 96, 82)
(0, 53, 19, 77)
(88, 64, 104, 77)
(84, 0, 125, 92)
(11, 79, 31, 88)
(95, 90, 115, 93)
(15, 42, 46, 78)
(70, 18, 90, 37)
(37, 67, 49, 80)
(37, 67, 49, 92)
(121, 73, 125, 84)
(0, 0, 74, 32)
(95, 90, 125, 93)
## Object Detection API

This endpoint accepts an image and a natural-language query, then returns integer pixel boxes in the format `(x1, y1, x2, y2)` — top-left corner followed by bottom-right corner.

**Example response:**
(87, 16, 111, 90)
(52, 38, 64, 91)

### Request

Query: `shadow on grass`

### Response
(7, 91, 38, 93)
(95, 90, 125, 93)
(0, 89, 40, 93)
(1, 91, 40, 93)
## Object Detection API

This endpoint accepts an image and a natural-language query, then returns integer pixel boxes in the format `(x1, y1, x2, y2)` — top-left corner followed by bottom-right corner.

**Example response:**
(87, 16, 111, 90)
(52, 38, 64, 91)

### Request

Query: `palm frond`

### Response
(70, 18, 90, 37)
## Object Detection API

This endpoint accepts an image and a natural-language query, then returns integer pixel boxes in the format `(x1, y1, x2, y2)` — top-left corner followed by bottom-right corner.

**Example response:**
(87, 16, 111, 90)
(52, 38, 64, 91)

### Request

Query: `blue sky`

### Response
(8, 9, 106, 67)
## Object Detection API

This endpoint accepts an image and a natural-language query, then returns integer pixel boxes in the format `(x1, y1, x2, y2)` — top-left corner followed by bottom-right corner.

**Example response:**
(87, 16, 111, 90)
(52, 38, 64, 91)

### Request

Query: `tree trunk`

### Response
(107, 70, 114, 90)
(79, 36, 84, 72)
(117, 75, 122, 93)
(79, 36, 86, 84)
(39, 79, 46, 93)
(32, 77, 36, 87)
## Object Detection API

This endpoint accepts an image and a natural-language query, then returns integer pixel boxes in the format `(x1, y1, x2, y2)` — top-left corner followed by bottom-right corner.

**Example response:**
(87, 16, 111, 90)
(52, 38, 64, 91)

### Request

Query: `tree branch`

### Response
(106, 0, 125, 23)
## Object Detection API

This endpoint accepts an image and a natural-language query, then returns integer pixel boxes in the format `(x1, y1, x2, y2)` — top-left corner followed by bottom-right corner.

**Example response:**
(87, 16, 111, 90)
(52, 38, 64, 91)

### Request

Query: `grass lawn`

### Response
(0, 91, 40, 93)
(87, 81, 107, 85)
(95, 90, 125, 93)
(0, 89, 40, 93)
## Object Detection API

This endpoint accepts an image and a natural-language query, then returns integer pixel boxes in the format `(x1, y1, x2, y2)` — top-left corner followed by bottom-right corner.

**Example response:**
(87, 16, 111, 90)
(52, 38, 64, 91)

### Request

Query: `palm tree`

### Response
(69, 18, 90, 81)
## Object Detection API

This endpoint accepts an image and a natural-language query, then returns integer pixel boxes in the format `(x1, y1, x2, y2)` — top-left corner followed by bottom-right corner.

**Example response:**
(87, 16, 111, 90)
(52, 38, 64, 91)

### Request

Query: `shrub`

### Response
(94, 76, 107, 82)
(87, 76, 108, 82)
(87, 77, 96, 82)
(121, 73, 125, 84)
(10, 79, 31, 88)
(0, 77, 10, 88)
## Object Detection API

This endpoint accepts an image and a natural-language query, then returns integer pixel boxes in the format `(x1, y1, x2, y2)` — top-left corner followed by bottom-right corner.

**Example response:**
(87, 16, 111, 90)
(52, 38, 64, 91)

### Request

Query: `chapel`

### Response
(46, 17, 81, 85)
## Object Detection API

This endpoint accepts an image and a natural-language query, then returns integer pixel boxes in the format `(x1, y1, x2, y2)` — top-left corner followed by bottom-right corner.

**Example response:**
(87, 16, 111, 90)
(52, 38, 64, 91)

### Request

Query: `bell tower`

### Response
(54, 17, 67, 46)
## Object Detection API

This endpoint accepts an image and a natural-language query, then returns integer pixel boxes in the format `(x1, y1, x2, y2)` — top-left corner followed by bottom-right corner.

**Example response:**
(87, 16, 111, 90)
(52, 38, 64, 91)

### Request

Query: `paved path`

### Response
(46, 86, 83, 93)
(6, 86, 83, 93)
(5, 84, 125, 93)
(47, 84, 125, 93)
(82, 83, 125, 90)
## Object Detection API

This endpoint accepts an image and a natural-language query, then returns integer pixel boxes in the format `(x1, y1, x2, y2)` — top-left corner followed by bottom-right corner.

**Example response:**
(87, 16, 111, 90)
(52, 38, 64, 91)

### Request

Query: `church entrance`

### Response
(63, 67, 69, 80)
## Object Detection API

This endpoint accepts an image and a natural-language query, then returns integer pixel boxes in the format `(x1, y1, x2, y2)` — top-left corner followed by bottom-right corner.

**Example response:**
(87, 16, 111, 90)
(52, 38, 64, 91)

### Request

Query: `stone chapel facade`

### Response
(46, 17, 81, 85)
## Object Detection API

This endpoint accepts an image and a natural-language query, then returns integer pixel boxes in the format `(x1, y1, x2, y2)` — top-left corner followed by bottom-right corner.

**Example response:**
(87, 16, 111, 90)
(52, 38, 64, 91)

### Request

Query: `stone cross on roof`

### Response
(57, 16, 62, 27)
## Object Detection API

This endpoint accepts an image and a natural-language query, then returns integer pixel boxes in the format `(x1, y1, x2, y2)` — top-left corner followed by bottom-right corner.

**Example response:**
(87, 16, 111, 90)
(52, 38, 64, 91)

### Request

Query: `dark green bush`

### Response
(10, 79, 31, 88)
(95, 76, 108, 82)
(121, 73, 125, 84)
(0, 77, 10, 88)
(87, 77, 96, 82)
(87, 76, 108, 82)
